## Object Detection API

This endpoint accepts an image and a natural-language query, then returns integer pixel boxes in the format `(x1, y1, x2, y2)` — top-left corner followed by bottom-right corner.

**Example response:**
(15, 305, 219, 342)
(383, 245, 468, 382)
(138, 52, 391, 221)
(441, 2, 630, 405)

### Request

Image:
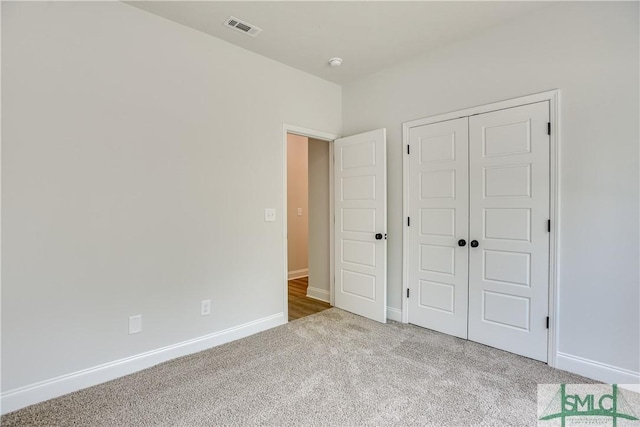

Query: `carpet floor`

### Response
(2, 308, 603, 426)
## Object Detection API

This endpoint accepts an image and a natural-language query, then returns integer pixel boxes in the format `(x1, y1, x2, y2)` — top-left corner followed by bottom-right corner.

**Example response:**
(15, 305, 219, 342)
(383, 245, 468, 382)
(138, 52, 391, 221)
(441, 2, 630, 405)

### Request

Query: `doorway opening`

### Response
(283, 124, 388, 324)
(285, 128, 335, 321)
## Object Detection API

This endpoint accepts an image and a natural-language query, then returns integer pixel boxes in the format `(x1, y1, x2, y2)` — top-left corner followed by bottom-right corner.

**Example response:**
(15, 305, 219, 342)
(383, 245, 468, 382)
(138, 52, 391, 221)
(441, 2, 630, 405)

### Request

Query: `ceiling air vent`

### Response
(223, 16, 263, 37)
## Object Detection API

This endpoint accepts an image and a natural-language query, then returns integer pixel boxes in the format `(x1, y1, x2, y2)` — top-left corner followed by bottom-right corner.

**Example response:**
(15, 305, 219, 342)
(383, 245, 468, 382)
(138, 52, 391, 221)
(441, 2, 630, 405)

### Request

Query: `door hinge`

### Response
(547, 122, 551, 135)
(547, 219, 551, 232)
(407, 288, 410, 298)
(407, 145, 410, 154)
(407, 217, 410, 227)
(546, 316, 550, 329)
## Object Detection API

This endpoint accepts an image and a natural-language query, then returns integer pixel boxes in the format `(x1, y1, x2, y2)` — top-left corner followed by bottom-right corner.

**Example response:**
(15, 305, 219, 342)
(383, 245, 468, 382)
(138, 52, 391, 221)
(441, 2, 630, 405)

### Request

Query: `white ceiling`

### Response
(126, 1, 548, 85)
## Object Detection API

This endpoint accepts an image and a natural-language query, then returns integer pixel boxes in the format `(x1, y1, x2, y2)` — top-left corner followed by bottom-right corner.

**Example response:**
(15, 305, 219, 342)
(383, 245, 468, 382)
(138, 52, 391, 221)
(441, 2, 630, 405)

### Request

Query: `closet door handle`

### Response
(458, 239, 467, 247)
(470, 240, 479, 248)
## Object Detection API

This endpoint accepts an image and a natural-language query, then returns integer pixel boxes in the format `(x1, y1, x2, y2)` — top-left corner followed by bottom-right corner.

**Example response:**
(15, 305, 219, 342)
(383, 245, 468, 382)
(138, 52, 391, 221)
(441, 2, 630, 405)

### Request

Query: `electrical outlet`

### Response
(129, 315, 142, 334)
(201, 299, 211, 316)
(264, 208, 276, 222)
(297, 208, 303, 216)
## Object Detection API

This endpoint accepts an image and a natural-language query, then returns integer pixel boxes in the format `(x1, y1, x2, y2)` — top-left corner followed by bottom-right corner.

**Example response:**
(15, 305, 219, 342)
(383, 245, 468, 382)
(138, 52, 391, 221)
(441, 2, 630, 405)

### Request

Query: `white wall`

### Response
(308, 138, 331, 302)
(342, 2, 639, 381)
(1, 0, 340, 404)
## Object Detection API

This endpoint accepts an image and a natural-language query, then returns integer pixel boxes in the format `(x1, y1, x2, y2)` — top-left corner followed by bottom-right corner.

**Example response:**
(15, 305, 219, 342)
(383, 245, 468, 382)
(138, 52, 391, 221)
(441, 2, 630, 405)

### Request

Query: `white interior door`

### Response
(407, 118, 470, 338)
(334, 129, 387, 323)
(468, 101, 550, 362)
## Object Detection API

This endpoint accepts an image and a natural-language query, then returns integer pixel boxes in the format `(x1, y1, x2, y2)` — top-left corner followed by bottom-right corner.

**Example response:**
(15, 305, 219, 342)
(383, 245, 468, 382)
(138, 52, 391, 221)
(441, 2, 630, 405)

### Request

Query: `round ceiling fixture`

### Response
(328, 57, 343, 68)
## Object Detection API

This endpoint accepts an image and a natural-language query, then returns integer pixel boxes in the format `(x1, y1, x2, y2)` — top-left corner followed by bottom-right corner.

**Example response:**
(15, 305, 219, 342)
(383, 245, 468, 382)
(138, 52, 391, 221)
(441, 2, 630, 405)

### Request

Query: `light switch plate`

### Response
(297, 208, 303, 216)
(264, 208, 276, 222)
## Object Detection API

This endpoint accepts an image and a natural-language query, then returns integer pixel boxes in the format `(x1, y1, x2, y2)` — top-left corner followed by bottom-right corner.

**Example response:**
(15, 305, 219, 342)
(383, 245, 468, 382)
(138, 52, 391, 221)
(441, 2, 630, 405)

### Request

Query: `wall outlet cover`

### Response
(201, 299, 211, 316)
(128, 315, 142, 334)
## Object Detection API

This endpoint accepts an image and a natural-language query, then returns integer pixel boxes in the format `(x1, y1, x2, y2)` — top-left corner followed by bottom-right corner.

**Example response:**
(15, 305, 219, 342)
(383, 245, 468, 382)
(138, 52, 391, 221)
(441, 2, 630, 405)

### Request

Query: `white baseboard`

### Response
(1, 312, 286, 415)
(556, 352, 640, 387)
(288, 269, 308, 280)
(387, 306, 402, 322)
(306, 286, 330, 303)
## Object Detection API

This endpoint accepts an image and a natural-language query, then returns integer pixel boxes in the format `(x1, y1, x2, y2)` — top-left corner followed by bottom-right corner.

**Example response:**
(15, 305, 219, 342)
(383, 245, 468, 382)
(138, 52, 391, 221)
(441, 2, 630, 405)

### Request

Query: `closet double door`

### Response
(407, 101, 550, 362)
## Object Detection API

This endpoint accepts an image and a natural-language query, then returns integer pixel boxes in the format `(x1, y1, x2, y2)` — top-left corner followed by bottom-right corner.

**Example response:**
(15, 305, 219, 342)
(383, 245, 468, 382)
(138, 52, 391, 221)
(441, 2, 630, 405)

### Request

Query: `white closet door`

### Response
(468, 101, 550, 362)
(408, 118, 469, 338)
(334, 129, 387, 323)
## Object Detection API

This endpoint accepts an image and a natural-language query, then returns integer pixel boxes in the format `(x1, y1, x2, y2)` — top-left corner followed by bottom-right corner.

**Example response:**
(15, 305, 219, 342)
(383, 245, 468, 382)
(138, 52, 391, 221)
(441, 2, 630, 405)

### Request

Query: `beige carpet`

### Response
(3, 308, 599, 426)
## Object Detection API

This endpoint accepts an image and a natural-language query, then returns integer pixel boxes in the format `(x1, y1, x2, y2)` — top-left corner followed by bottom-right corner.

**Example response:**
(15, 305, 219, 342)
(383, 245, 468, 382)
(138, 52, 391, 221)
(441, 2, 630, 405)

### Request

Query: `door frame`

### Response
(401, 89, 561, 367)
(282, 124, 340, 320)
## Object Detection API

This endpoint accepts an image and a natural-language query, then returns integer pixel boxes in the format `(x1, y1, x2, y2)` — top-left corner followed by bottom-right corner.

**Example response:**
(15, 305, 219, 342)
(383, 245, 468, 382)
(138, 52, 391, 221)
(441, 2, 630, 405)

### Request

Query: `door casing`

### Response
(401, 90, 561, 367)
(283, 124, 339, 318)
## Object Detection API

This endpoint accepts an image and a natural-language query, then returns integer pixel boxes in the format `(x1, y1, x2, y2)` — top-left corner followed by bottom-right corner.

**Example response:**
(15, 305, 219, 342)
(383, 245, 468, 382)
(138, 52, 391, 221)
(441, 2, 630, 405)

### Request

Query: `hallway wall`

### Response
(308, 138, 331, 302)
(287, 134, 309, 277)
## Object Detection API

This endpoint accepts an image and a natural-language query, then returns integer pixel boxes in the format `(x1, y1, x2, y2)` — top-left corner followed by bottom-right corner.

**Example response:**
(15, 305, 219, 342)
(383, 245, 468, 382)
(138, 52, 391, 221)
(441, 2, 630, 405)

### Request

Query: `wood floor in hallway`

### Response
(288, 277, 331, 321)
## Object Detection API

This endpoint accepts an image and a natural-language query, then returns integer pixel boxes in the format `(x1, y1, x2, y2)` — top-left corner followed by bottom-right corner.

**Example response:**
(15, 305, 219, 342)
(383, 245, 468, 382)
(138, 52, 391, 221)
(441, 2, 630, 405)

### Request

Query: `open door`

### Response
(334, 129, 387, 323)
